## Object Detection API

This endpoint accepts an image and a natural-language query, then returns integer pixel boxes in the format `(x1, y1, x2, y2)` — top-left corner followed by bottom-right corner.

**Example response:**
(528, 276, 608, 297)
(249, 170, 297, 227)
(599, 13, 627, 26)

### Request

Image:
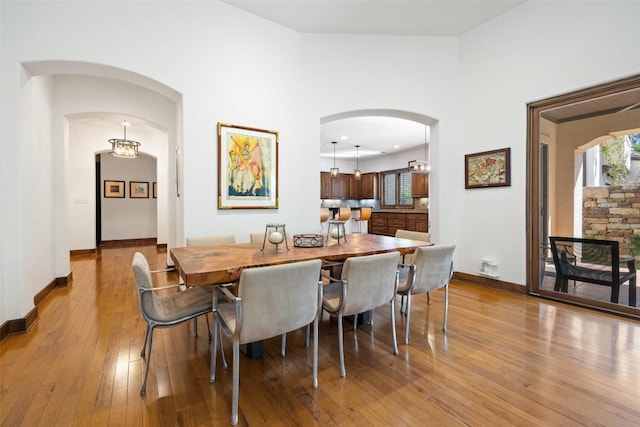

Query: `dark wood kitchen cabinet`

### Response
(346, 174, 358, 199)
(320, 172, 346, 199)
(322, 172, 376, 199)
(357, 172, 377, 199)
(320, 172, 332, 199)
(370, 211, 428, 236)
(411, 173, 429, 197)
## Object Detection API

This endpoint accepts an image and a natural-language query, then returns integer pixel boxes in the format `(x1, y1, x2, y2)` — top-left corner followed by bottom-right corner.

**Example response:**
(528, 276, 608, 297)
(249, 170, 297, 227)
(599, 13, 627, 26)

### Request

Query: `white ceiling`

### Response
(222, 0, 524, 37)
(223, 0, 525, 159)
(321, 116, 429, 159)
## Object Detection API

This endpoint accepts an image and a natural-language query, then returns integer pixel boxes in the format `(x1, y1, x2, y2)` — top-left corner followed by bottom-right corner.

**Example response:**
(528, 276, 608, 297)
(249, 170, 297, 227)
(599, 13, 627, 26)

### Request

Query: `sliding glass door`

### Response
(527, 75, 640, 318)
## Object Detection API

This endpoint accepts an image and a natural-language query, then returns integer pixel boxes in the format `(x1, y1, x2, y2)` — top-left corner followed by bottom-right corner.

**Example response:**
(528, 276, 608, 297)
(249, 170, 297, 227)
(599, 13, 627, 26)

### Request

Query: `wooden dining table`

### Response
(170, 233, 432, 287)
(169, 233, 432, 358)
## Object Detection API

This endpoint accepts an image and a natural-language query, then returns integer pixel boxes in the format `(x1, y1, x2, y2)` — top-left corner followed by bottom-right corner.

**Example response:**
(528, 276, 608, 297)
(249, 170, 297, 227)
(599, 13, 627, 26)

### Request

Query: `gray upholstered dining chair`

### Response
(186, 234, 236, 246)
(397, 244, 455, 344)
(322, 251, 401, 378)
(249, 232, 265, 244)
(394, 229, 431, 264)
(185, 234, 237, 336)
(131, 252, 215, 395)
(210, 259, 323, 426)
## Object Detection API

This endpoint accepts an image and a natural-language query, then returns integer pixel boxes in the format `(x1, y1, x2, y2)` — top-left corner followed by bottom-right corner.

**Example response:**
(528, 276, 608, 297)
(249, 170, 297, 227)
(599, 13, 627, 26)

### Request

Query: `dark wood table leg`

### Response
(240, 341, 264, 359)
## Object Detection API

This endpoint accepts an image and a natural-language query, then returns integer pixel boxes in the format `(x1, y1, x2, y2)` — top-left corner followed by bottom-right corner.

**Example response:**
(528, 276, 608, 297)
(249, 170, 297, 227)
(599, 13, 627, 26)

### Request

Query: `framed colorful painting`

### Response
(217, 123, 279, 209)
(465, 147, 511, 189)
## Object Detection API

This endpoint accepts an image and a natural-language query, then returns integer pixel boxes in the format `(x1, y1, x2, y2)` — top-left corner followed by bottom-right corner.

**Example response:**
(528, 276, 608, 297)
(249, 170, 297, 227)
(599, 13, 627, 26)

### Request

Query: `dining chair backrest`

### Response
(132, 252, 156, 319)
(249, 232, 265, 244)
(395, 229, 430, 264)
(236, 259, 323, 344)
(340, 251, 400, 316)
(395, 229, 430, 242)
(410, 245, 456, 295)
(187, 235, 236, 247)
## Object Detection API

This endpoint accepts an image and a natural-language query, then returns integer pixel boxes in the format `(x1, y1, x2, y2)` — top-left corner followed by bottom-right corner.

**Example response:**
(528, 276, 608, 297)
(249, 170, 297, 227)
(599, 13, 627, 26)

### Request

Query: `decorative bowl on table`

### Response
(293, 234, 324, 248)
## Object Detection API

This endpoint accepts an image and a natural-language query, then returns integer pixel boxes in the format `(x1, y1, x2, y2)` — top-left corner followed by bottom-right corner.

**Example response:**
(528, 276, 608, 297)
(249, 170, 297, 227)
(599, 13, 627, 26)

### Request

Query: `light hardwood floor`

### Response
(2, 243, 640, 426)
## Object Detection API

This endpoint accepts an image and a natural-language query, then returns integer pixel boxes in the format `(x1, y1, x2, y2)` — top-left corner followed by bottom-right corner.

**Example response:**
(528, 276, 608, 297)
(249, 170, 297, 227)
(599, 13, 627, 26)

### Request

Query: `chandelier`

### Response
(330, 141, 339, 177)
(354, 145, 361, 180)
(109, 121, 140, 159)
(408, 125, 430, 173)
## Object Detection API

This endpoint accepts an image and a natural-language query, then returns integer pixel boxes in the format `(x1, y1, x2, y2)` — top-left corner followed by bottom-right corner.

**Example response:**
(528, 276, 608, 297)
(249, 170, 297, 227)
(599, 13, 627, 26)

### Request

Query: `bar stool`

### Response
(337, 207, 351, 221)
(320, 207, 330, 231)
(352, 207, 371, 233)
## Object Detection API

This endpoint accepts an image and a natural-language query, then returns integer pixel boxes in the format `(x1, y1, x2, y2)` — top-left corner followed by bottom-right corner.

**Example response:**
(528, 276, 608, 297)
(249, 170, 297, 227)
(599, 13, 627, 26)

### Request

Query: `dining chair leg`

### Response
(305, 324, 311, 348)
(404, 293, 412, 344)
(338, 312, 346, 378)
(443, 284, 449, 332)
(353, 313, 357, 331)
(140, 324, 150, 357)
(210, 318, 219, 382)
(312, 315, 319, 389)
(281, 333, 287, 357)
(140, 326, 154, 395)
(427, 292, 431, 304)
(389, 299, 399, 355)
(219, 326, 228, 369)
(231, 339, 240, 426)
(206, 314, 212, 339)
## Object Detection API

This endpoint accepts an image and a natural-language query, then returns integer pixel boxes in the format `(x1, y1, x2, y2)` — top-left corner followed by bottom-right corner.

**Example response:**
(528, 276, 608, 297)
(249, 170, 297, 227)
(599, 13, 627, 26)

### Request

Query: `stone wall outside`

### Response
(583, 186, 640, 258)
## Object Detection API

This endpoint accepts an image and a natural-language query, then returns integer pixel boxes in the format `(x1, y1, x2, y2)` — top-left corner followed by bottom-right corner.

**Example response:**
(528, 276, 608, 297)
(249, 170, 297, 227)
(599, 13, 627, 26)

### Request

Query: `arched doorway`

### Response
(21, 61, 182, 275)
(320, 108, 440, 241)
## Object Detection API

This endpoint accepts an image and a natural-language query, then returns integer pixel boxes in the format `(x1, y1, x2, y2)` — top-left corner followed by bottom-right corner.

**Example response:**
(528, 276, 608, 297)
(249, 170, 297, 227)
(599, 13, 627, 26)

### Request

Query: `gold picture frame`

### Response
(217, 122, 279, 209)
(465, 147, 511, 189)
(104, 180, 125, 198)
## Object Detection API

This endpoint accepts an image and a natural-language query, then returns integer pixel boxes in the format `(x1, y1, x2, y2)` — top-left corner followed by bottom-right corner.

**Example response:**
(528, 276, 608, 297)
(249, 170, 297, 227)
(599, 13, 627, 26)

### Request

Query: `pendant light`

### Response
(330, 141, 339, 177)
(354, 145, 361, 180)
(109, 121, 141, 159)
(408, 125, 430, 173)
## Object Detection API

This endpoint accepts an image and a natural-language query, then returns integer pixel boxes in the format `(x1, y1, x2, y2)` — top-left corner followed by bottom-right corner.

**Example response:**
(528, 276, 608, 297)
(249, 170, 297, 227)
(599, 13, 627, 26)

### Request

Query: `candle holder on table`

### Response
(261, 223, 289, 251)
(326, 220, 347, 244)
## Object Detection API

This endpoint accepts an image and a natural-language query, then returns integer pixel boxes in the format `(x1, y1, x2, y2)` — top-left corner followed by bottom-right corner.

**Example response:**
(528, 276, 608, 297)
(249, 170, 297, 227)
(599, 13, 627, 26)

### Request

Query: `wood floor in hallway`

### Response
(2, 243, 640, 426)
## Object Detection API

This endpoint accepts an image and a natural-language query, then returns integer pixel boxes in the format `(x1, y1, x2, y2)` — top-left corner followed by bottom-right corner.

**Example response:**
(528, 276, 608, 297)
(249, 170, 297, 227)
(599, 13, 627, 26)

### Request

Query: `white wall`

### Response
(457, 1, 640, 283)
(301, 34, 460, 247)
(2, 0, 640, 325)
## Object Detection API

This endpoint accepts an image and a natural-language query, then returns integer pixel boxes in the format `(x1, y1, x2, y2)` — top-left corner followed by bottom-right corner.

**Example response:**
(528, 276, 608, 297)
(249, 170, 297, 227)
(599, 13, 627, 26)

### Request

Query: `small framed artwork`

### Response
(130, 181, 149, 198)
(153, 182, 157, 198)
(217, 122, 279, 209)
(465, 147, 511, 189)
(104, 180, 125, 198)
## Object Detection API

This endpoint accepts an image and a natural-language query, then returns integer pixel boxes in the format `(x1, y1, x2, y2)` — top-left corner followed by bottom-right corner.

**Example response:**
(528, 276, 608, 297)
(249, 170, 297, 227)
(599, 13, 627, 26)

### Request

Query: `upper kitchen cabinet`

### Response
(320, 172, 332, 198)
(358, 172, 377, 199)
(320, 172, 347, 199)
(411, 173, 429, 198)
(322, 172, 377, 199)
